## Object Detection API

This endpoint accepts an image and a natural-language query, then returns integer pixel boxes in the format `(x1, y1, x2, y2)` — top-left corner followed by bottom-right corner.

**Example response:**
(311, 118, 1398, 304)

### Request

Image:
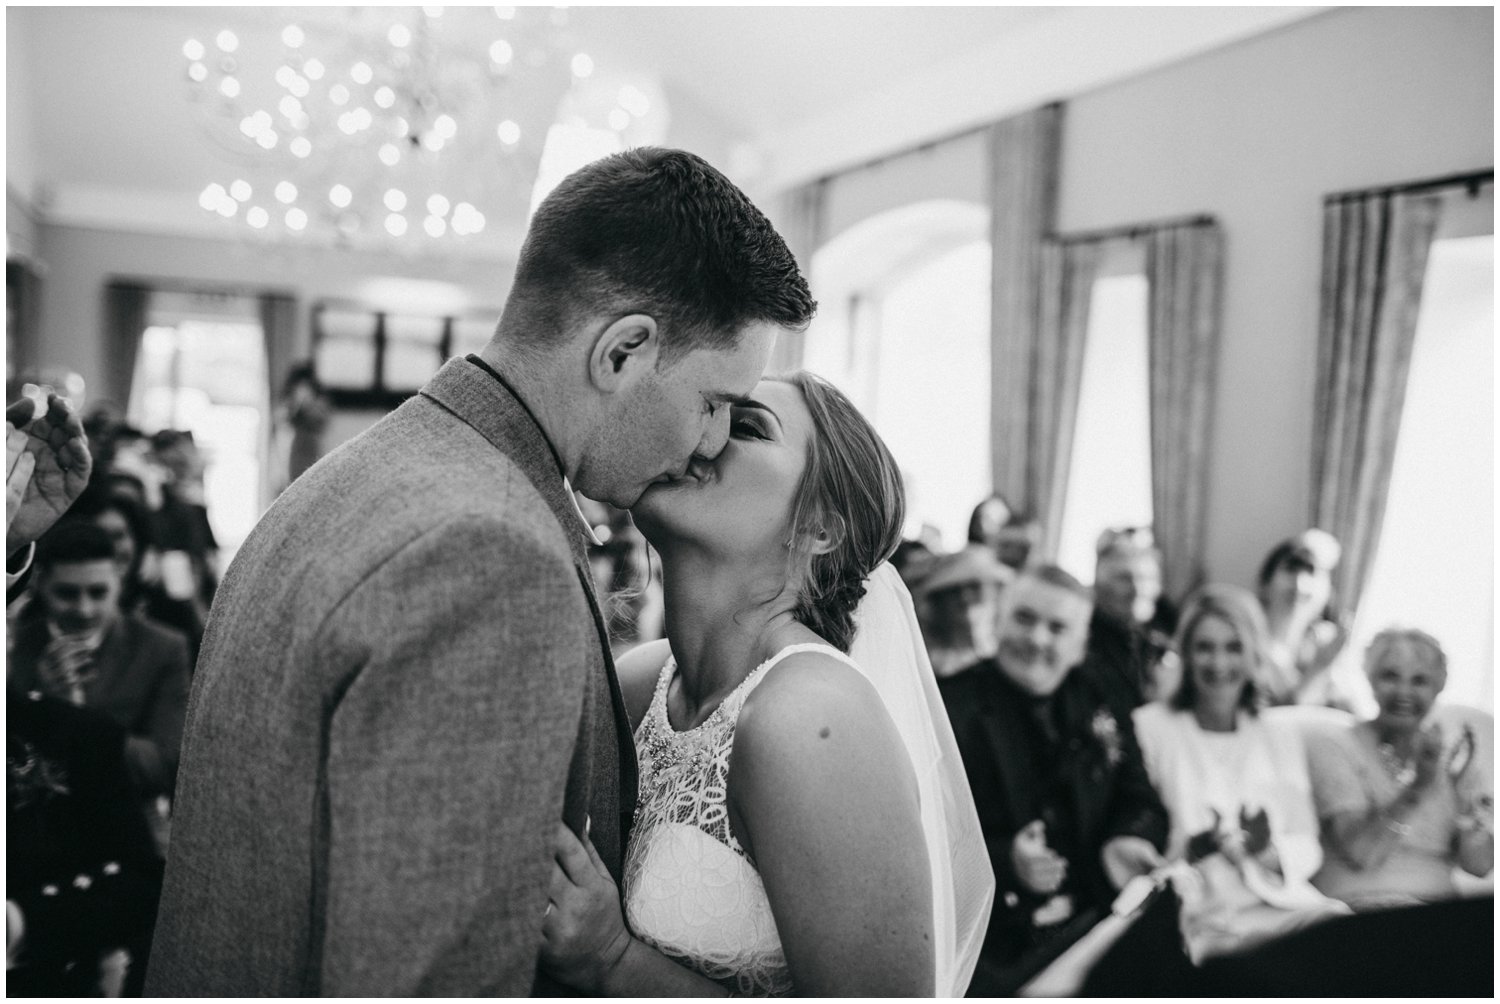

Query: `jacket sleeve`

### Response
(313, 515, 592, 996)
(1101, 699, 1169, 852)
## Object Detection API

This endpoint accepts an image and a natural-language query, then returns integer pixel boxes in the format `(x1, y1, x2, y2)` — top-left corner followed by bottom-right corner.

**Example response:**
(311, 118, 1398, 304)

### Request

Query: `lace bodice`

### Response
(623, 644, 853, 996)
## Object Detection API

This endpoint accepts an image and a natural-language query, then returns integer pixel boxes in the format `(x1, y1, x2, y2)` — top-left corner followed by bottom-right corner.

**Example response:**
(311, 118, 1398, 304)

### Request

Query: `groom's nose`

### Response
(696, 411, 732, 461)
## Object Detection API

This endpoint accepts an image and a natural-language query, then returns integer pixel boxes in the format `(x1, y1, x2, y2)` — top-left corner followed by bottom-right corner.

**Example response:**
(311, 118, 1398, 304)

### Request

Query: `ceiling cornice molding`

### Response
(38, 182, 523, 262)
(759, 6, 1329, 190)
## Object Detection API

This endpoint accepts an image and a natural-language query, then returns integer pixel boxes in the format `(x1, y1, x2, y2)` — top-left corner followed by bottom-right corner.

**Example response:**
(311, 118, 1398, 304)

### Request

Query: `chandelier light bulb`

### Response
(393, 116, 410, 138)
(199, 184, 225, 211)
(288, 75, 310, 98)
(290, 137, 312, 158)
(184, 39, 205, 61)
(351, 62, 373, 85)
(379, 143, 401, 166)
(571, 53, 594, 78)
(216, 30, 239, 53)
(275, 181, 298, 204)
(219, 76, 241, 98)
(275, 66, 296, 88)
(188, 62, 208, 82)
(286, 208, 309, 231)
(386, 213, 408, 237)
(303, 58, 325, 81)
(329, 84, 350, 106)
(388, 25, 411, 48)
(374, 86, 396, 109)
(497, 119, 520, 145)
(229, 179, 252, 202)
(424, 215, 447, 238)
(489, 39, 513, 65)
(422, 132, 444, 152)
(257, 131, 279, 150)
(240, 116, 260, 138)
(247, 206, 270, 229)
(330, 184, 353, 208)
(608, 108, 630, 132)
(282, 25, 305, 48)
(279, 96, 302, 119)
(352, 107, 373, 130)
(618, 85, 650, 117)
(427, 193, 450, 216)
(217, 197, 239, 219)
(339, 113, 358, 135)
(384, 189, 407, 212)
(434, 114, 457, 139)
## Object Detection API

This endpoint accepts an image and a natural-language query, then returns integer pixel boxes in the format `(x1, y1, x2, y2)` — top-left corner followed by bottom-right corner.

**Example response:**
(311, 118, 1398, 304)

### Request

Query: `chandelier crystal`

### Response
(181, 6, 653, 248)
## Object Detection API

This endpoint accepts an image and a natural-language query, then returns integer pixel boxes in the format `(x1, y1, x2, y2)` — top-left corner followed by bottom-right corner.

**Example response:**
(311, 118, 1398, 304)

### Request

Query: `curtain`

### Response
(1311, 189, 1445, 619)
(768, 179, 827, 373)
(1145, 221, 1224, 601)
(102, 282, 152, 411)
(1032, 239, 1105, 560)
(988, 103, 1063, 511)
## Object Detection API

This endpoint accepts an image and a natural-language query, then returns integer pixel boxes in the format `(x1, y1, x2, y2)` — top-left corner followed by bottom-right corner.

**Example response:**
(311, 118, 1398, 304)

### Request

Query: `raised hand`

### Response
(1010, 819, 1067, 895)
(539, 821, 632, 993)
(1101, 834, 1165, 890)
(6, 394, 93, 557)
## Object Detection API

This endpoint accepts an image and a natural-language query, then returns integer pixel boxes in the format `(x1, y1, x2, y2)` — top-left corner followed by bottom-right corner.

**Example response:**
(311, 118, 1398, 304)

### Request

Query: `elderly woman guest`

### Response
(1255, 529, 1351, 708)
(1307, 628, 1493, 910)
(1133, 585, 1343, 960)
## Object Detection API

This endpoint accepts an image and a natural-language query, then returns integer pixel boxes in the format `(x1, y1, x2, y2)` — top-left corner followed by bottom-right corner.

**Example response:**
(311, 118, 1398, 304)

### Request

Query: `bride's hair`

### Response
(776, 372, 905, 652)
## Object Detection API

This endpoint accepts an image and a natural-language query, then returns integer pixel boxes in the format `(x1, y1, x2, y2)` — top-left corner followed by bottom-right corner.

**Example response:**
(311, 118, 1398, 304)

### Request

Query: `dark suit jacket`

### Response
(7, 688, 164, 995)
(939, 660, 1167, 976)
(146, 358, 635, 996)
(9, 613, 191, 797)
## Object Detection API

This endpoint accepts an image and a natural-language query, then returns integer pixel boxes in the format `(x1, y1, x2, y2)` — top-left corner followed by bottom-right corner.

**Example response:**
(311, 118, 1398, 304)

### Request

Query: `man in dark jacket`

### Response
(939, 564, 1168, 995)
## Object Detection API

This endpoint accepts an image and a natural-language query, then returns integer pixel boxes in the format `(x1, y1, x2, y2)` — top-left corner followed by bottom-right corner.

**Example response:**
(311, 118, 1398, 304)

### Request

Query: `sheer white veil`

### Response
(848, 562, 995, 997)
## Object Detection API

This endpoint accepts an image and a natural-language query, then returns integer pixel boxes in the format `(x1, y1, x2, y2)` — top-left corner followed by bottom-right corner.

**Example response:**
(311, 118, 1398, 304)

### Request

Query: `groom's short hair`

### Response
(500, 147, 816, 364)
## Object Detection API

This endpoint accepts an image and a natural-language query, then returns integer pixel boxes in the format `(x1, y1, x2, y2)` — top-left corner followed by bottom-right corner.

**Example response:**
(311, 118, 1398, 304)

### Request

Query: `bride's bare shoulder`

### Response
(616, 638, 673, 729)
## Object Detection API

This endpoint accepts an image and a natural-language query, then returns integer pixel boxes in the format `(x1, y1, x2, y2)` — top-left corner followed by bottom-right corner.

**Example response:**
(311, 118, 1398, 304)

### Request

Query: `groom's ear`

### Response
(587, 314, 660, 392)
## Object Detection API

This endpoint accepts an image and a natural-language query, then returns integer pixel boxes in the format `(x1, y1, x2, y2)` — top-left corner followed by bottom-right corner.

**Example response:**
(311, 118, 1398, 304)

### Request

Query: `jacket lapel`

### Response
(419, 358, 638, 823)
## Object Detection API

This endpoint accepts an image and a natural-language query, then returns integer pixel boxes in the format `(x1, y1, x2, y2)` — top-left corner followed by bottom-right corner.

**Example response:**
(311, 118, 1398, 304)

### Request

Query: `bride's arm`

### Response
(731, 652, 935, 996)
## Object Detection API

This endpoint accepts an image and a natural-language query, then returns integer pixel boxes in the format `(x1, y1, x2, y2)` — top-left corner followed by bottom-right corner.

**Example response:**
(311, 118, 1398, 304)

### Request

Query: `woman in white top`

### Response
(1133, 584, 1344, 962)
(538, 372, 993, 996)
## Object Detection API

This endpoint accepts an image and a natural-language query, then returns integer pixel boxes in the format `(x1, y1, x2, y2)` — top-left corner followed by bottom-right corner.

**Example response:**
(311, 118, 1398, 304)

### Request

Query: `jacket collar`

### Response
(420, 357, 600, 562)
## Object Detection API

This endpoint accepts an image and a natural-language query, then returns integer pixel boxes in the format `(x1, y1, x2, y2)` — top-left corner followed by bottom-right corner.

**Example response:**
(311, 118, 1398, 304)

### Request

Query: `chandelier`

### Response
(180, 7, 666, 248)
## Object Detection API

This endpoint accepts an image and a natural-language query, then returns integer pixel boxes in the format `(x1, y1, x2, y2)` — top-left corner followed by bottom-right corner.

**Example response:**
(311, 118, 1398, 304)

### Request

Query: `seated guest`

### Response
(1307, 628, 1493, 910)
(915, 546, 1012, 678)
(9, 522, 191, 806)
(61, 485, 205, 665)
(1133, 585, 1345, 962)
(966, 493, 1015, 556)
(939, 565, 1167, 993)
(7, 689, 165, 995)
(1084, 526, 1179, 708)
(994, 514, 1040, 572)
(1255, 529, 1353, 708)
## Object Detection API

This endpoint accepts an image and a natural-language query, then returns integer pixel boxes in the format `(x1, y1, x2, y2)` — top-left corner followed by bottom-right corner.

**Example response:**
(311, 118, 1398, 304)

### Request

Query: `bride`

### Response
(539, 372, 993, 996)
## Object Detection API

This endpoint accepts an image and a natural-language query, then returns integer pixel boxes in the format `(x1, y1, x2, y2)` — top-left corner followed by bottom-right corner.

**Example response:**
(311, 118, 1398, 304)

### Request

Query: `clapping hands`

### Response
(6, 394, 92, 558)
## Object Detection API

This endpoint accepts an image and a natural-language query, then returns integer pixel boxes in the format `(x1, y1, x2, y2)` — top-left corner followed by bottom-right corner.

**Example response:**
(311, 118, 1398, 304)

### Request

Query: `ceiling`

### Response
(7, 6, 1324, 258)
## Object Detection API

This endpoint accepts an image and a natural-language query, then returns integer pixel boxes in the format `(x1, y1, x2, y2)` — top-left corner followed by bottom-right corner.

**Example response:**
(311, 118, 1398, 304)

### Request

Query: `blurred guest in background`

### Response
(1307, 628, 1493, 910)
(1084, 526, 1179, 709)
(148, 430, 218, 616)
(994, 513, 1041, 572)
(915, 546, 1012, 679)
(279, 362, 332, 489)
(9, 523, 190, 815)
(1134, 585, 1344, 963)
(940, 565, 1167, 993)
(966, 493, 1014, 557)
(1255, 529, 1352, 709)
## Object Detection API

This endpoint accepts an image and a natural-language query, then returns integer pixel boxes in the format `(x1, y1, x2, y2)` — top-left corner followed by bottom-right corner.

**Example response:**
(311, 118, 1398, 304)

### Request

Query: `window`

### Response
(311, 302, 499, 409)
(805, 200, 990, 549)
(1347, 232, 1494, 713)
(128, 293, 268, 559)
(1054, 258, 1154, 584)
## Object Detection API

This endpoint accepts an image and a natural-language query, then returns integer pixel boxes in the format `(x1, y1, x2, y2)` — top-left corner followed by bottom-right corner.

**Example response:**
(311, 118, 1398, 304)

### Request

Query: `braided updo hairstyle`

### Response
(775, 372, 906, 652)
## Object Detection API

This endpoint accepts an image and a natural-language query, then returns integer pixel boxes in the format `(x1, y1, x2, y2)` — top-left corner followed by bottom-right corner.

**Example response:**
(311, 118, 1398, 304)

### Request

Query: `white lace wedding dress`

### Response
(622, 644, 848, 996)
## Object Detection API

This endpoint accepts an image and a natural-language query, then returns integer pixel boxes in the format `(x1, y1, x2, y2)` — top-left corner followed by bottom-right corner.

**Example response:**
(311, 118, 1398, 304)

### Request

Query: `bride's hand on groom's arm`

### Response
(539, 823, 632, 992)
(539, 823, 729, 997)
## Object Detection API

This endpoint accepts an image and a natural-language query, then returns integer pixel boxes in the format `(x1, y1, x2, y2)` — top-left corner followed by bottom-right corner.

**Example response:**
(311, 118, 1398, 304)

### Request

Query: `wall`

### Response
(1057, 5, 1493, 588)
(29, 224, 512, 411)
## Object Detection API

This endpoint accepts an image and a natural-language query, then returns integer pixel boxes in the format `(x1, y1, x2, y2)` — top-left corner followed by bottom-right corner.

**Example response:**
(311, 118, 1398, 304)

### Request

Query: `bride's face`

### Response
(632, 379, 812, 556)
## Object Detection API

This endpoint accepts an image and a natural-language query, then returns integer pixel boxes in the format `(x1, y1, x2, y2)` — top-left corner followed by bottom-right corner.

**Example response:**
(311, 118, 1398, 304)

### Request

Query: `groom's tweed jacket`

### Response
(146, 358, 636, 996)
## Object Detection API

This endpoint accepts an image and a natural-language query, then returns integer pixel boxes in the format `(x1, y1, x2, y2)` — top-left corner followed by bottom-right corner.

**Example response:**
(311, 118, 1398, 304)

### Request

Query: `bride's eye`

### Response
(730, 412, 767, 440)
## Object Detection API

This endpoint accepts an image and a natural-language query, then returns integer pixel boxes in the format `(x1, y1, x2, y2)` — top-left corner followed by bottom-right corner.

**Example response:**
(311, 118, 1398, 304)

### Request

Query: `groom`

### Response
(146, 149, 815, 996)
